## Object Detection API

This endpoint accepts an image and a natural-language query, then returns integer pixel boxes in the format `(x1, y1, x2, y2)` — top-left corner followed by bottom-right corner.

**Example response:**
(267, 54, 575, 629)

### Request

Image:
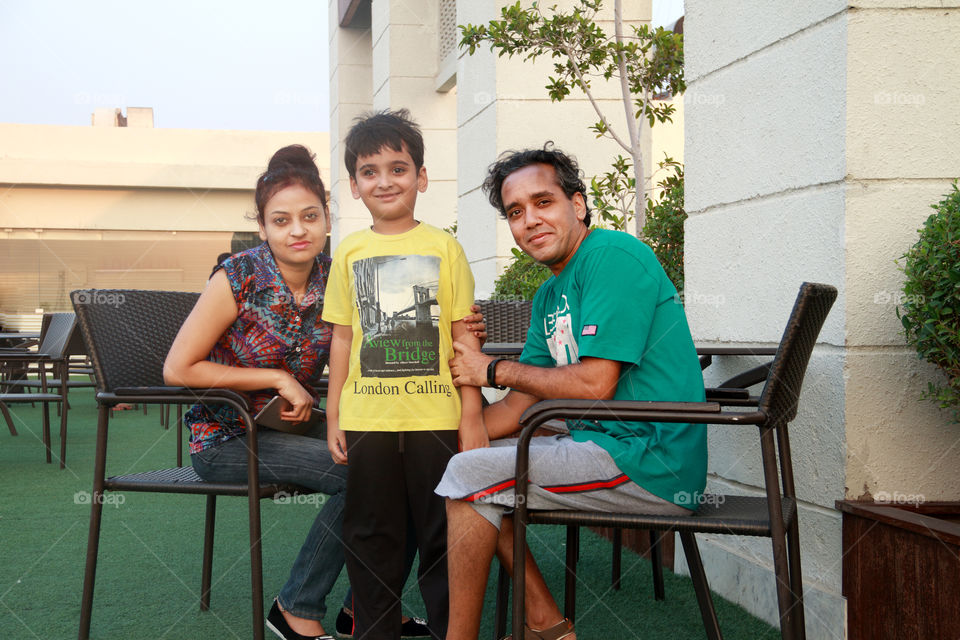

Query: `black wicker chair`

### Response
(505, 282, 837, 640)
(73, 289, 317, 640)
(0, 312, 77, 466)
(477, 299, 532, 358)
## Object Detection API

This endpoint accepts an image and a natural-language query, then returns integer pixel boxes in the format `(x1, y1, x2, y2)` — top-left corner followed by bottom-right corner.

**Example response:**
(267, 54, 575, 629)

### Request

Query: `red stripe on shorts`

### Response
(464, 479, 516, 502)
(544, 474, 631, 494)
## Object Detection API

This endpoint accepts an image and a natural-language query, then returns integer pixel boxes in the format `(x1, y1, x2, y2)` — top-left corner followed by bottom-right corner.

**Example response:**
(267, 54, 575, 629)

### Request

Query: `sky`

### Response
(0, 0, 330, 131)
(0, 0, 682, 132)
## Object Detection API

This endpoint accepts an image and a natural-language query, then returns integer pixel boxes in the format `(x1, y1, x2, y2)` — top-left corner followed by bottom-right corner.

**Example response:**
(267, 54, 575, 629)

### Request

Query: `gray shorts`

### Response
(435, 434, 691, 529)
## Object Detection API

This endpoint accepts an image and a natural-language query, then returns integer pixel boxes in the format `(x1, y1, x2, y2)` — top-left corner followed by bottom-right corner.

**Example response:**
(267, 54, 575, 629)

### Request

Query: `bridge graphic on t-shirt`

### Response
(353, 254, 441, 378)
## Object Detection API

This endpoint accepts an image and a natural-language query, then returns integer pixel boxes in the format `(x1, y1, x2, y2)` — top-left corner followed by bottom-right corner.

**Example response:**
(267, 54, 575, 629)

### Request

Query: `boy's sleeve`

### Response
(321, 247, 354, 325)
(448, 241, 475, 321)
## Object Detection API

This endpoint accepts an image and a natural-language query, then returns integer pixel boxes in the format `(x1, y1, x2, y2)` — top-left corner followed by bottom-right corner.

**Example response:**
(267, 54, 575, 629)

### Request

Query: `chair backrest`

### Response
(757, 282, 838, 428)
(476, 299, 533, 344)
(37, 312, 78, 360)
(71, 289, 200, 393)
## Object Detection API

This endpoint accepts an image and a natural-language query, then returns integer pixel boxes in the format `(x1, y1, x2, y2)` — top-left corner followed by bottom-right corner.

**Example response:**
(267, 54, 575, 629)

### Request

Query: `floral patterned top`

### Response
(184, 242, 332, 453)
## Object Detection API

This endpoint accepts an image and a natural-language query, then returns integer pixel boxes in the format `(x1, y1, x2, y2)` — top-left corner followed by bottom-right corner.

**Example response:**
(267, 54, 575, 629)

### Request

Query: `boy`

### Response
(323, 109, 487, 640)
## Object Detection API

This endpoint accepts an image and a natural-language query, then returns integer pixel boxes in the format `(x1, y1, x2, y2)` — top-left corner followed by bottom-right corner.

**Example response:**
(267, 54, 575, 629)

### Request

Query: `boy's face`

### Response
(349, 143, 427, 229)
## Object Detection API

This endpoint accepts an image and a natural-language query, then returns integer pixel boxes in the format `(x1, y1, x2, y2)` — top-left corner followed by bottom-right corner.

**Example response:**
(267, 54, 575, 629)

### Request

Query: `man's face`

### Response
(501, 163, 587, 275)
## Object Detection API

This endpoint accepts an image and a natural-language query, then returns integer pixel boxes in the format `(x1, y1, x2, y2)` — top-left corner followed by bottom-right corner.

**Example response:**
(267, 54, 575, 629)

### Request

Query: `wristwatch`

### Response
(487, 357, 507, 390)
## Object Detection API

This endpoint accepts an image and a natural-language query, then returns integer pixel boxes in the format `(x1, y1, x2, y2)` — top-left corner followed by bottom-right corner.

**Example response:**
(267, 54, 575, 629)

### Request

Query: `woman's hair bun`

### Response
(267, 144, 318, 176)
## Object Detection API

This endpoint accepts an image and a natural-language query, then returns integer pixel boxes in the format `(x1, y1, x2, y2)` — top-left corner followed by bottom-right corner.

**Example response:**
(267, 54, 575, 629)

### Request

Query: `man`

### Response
(438, 145, 706, 640)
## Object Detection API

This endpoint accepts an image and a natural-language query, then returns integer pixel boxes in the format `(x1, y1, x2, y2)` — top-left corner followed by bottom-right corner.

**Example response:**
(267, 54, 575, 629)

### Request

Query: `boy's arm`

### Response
(452, 319, 488, 451)
(326, 323, 352, 464)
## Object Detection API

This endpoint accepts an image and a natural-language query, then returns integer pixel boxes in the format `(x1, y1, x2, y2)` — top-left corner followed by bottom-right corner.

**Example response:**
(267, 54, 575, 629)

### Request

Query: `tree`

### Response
(460, 0, 684, 232)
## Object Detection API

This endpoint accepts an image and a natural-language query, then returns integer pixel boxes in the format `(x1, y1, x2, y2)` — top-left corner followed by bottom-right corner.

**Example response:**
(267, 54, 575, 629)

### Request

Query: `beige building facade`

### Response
(0, 117, 328, 318)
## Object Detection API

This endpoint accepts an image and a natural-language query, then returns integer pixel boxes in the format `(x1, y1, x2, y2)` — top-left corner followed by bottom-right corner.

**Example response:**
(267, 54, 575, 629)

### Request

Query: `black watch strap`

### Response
(487, 357, 507, 390)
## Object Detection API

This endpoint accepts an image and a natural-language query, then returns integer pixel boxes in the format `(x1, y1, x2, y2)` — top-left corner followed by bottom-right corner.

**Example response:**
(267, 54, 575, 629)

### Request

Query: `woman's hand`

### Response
(275, 372, 315, 423)
(464, 304, 488, 346)
(327, 421, 348, 464)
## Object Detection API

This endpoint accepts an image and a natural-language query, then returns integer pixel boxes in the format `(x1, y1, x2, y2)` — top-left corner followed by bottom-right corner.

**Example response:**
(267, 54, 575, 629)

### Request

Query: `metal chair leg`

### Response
(42, 401, 52, 463)
(611, 527, 622, 590)
(0, 401, 17, 435)
(201, 495, 217, 610)
(494, 563, 510, 640)
(79, 405, 110, 640)
(650, 530, 665, 601)
(176, 405, 183, 467)
(679, 531, 723, 640)
(564, 525, 578, 621)
(785, 523, 806, 639)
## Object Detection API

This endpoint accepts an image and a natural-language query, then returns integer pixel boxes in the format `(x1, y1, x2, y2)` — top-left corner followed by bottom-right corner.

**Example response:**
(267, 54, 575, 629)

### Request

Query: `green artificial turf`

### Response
(0, 392, 778, 639)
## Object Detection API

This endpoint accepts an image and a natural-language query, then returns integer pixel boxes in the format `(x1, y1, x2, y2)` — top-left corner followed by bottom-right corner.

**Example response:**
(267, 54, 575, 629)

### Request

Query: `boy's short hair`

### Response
(344, 108, 425, 180)
(482, 143, 592, 227)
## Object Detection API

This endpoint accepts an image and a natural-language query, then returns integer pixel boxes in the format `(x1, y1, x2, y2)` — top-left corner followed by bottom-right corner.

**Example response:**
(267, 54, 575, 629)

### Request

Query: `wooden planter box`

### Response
(836, 500, 960, 639)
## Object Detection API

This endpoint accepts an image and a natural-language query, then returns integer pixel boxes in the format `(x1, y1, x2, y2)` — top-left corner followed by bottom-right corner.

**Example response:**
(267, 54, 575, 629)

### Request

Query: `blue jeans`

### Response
(192, 430, 348, 621)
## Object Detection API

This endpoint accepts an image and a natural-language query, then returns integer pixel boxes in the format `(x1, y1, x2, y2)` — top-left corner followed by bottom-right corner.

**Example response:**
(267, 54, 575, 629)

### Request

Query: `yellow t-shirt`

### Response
(322, 222, 475, 431)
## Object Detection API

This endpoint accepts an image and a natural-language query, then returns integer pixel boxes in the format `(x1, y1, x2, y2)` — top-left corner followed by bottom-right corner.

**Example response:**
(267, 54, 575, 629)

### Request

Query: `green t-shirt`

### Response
(519, 228, 706, 506)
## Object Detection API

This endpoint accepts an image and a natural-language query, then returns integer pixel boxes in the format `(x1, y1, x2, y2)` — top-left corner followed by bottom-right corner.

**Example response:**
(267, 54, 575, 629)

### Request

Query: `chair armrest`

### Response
(517, 398, 765, 448)
(482, 342, 524, 357)
(311, 378, 329, 395)
(519, 398, 725, 430)
(112, 386, 250, 411)
(0, 352, 53, 361)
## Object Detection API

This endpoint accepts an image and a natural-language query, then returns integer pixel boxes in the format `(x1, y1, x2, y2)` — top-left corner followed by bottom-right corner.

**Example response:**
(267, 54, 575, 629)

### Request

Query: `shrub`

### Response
(898, 181, 960, 423)
(642, 160, 685, 292)
(492, 248, 551, 301)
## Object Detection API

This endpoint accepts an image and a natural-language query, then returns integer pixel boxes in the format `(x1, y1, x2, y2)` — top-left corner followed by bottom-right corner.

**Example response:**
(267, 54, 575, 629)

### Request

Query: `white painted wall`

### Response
(684, 1, 960, 637)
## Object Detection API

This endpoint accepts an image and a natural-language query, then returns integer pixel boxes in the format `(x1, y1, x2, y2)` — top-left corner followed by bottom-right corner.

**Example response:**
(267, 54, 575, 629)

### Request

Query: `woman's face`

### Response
(258, 182, 329, 270)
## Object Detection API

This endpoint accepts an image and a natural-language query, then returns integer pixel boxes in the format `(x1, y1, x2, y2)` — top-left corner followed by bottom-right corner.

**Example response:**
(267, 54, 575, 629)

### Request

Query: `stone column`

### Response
(683, 2, 960, 637)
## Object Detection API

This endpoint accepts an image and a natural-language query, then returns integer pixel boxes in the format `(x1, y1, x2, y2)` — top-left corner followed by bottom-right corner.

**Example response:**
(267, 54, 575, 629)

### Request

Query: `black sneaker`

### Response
(335, 608, 354, 639)
(399, 615, 431, 639)
(334, 609, 430, 639)
(266, 599, 334, 640)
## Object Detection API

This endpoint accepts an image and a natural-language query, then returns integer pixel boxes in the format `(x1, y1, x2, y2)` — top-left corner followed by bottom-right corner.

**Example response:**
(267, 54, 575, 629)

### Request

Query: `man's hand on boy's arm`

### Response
(450, 337, 621, 401)
(326, 323, 352, 465)
(452, 319, 488, 451)
(463, 303, 487, 346)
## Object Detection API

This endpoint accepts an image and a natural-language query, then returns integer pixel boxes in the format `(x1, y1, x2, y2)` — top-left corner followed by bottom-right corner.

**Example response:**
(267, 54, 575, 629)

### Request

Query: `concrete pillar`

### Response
(328, 0, 373, 243)
(682, 1, 960, 637)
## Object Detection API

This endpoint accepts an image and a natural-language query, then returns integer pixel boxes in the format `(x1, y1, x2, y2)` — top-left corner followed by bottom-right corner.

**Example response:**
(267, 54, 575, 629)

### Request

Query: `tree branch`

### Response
(559, 41, 633, 154)
(614, 0, 645, 232)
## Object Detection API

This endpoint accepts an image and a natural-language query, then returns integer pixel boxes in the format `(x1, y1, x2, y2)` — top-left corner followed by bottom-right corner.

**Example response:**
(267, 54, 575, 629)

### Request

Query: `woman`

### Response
(165, 145, 484, 640)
